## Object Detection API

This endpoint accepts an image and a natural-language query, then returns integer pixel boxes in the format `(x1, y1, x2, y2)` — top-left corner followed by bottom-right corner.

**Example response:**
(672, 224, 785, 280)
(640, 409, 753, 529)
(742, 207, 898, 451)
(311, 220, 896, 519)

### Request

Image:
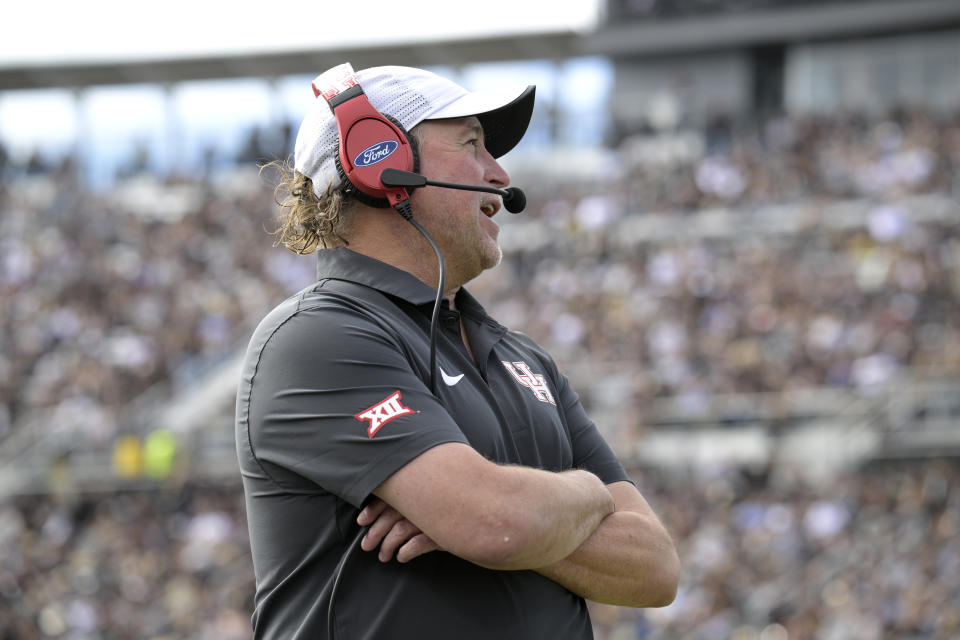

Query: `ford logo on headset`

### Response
(354, 140, 399, 167)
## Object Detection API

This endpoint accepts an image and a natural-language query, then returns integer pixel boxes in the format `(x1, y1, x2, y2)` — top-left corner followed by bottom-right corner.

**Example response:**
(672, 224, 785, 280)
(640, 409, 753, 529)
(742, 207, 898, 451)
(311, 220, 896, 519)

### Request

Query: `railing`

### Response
(1, 369, 957, 497)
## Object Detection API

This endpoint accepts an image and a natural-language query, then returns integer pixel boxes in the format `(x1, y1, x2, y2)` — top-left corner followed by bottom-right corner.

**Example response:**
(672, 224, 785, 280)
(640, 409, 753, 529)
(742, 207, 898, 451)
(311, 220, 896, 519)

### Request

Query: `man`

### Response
(236, 63, 680, 639)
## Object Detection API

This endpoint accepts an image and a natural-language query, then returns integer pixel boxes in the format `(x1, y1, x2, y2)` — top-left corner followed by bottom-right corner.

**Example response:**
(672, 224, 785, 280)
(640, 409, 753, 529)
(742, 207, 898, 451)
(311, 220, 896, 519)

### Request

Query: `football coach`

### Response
(236, 62, 680, 639)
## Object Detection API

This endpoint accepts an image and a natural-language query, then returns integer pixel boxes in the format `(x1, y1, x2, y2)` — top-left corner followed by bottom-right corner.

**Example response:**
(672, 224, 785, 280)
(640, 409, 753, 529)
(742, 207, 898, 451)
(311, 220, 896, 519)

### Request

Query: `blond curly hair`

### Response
(262, 159, 355, 254)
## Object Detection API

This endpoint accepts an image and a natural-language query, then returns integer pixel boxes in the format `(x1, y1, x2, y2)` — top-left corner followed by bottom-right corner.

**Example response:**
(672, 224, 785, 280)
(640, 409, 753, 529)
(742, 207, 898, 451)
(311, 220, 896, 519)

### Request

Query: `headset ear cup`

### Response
(385, 114, 419, 175)
(337, 114, 418, 209)
(336, 154, 386, 208)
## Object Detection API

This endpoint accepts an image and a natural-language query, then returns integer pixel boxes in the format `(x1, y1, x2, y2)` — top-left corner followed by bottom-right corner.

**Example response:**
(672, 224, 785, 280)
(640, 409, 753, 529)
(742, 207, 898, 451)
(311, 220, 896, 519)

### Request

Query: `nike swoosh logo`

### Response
(440, 367, 464, 386)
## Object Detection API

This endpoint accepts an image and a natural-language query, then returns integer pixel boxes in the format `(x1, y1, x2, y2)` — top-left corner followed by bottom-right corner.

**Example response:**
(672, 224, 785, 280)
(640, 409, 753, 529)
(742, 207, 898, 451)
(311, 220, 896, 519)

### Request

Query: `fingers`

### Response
(377, 518, 424, 562)
(357, 499, 389, 527)
(356, 500, 440, 562)
(397, 534, 440, 563)
(360, 504, 403, 552)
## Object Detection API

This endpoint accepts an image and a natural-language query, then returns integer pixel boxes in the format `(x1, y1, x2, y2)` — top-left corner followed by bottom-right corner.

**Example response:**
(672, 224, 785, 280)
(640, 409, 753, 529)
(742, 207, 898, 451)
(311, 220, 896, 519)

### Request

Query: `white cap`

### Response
(294, 64, 536, 197)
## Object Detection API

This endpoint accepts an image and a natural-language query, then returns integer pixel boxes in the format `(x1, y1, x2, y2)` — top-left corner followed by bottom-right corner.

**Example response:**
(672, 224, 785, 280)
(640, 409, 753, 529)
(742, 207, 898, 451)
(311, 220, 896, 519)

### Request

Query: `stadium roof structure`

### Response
(592, 0, 960, 57)
(2, 0, 959, 91)
(0, 32, 586, 91)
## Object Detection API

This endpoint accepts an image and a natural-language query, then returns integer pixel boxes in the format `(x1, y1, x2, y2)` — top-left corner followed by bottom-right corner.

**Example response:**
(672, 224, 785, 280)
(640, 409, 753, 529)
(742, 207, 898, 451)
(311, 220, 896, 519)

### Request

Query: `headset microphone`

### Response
(380, 168, 527, 214)
(501, 187, 526, 214)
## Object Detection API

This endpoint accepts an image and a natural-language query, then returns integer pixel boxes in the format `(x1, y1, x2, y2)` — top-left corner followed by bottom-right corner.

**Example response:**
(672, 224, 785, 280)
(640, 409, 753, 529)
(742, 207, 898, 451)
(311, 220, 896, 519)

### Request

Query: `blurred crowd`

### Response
(481, 110, 960, 435)
(614, 109, 958, 213)
(1, 459, 956, 639)
(0, 162, 315, 446)
(476, 205, 960, 433)
(0, 483, 253, 639)
(595, 458, 960, 640)
(2, 109, 958, 451)
(2, 108, 960, 636)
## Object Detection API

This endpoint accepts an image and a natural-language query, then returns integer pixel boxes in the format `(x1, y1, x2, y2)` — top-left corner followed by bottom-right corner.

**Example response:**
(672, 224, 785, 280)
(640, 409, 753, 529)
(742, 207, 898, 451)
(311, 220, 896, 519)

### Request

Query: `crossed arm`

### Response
(360, 442, 680, 608)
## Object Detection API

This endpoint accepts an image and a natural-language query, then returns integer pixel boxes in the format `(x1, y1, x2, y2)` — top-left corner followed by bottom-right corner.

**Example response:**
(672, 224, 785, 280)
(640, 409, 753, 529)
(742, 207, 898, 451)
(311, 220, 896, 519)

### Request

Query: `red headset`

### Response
(313, 64, 418, 209)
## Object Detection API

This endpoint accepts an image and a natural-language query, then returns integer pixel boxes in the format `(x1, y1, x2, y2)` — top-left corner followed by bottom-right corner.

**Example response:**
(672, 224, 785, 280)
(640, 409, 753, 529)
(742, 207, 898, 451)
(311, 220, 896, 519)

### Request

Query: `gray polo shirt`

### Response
(236, 248, 631, 639)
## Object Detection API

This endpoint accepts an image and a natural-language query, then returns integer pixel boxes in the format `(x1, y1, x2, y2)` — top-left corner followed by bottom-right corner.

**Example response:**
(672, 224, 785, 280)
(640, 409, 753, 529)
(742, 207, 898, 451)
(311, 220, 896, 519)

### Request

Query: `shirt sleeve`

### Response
(240, 295, 469, 508)
(556, 372, 635, 486)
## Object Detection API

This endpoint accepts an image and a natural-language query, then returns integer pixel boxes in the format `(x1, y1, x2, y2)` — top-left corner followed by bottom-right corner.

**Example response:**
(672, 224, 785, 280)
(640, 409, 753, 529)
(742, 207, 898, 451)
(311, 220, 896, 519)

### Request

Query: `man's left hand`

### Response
(357, 498, 441, 563)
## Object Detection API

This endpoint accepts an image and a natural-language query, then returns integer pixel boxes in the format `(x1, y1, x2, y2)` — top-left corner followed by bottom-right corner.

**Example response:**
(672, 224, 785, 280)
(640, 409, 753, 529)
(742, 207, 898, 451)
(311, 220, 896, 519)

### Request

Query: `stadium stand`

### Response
(2, 107, 959, 637)
(2, 1, 960, 637)
(3, 107, 958, 462)
(1, 461, 957, 638)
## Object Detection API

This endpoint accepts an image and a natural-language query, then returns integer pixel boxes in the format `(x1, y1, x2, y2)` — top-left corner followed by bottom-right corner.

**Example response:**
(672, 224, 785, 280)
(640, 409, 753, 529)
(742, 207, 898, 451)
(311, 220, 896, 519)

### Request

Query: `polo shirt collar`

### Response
(315, 247, 439, 306)
(453, 288, 502, 330)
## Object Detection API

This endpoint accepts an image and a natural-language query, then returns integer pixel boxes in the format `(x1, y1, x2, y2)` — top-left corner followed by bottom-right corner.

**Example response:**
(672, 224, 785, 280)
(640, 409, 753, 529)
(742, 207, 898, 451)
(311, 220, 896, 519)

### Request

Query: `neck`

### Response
(344, 205, 464, 297)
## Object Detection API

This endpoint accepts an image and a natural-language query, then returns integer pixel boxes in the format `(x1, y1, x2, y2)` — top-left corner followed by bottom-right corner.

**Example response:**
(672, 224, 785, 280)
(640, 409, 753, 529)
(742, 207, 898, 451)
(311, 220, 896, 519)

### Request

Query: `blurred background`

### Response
(1, 0, 959, 638)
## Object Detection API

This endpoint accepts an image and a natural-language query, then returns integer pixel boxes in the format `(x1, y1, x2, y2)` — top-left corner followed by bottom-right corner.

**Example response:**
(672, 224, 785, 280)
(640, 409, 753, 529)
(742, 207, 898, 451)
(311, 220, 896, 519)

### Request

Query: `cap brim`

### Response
(428, 85, 536, 158)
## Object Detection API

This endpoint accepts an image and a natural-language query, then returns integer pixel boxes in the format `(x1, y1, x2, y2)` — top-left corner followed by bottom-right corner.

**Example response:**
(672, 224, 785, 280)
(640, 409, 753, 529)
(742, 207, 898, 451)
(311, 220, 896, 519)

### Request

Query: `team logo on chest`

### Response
(355, 391, 416, 438)
(501, 361, 556, 405)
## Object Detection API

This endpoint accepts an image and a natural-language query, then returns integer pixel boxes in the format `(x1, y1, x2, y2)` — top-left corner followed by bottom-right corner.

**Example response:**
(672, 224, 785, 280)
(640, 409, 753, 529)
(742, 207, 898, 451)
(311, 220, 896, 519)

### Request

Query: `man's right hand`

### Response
(372, 443, 615, 570)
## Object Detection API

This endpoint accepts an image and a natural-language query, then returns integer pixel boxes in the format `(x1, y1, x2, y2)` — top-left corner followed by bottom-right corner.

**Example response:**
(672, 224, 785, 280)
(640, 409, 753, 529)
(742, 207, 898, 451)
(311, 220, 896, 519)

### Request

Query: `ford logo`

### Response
(354, 140, 399, 167)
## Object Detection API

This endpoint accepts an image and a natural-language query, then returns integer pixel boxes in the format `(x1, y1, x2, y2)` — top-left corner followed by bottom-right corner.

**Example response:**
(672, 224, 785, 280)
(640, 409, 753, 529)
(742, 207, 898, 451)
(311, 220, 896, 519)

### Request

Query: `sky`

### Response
(1, 0, 601, 64)
(0, 0, 609, 184)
